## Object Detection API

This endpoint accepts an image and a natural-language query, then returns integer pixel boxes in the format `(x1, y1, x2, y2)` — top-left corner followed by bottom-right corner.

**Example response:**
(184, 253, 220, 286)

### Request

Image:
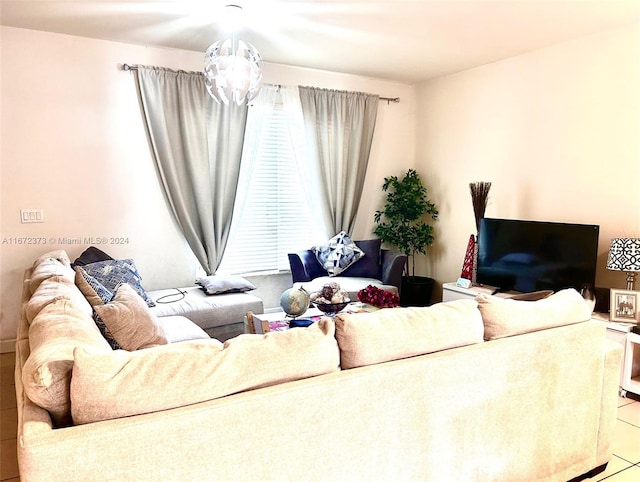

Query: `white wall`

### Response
(415, 24, 640, 297)
(0, 26, 416, 346)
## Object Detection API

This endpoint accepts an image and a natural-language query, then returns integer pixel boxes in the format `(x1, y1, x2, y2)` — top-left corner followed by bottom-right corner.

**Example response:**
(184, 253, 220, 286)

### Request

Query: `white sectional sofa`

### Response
(15, 250, 622, 481)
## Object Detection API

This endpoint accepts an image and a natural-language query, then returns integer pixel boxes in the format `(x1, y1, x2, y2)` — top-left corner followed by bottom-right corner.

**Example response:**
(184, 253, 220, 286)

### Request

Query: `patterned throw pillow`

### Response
(78, 259, 156, 307)
(74, 267, 121, 350)
(313, 231, 365, 276)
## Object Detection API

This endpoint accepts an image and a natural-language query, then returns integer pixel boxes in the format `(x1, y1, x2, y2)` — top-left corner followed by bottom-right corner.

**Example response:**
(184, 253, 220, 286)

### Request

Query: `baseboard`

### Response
(0, 339, 17, 354)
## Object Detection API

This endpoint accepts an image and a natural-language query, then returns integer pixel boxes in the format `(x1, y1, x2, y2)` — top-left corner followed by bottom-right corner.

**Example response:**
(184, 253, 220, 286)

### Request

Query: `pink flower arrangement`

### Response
(357, 285, 400, 308)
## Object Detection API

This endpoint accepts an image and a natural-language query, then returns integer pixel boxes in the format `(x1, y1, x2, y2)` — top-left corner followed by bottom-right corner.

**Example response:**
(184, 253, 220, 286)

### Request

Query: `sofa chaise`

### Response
(15, 250, 622, 481)
(70, 246, 263, 341)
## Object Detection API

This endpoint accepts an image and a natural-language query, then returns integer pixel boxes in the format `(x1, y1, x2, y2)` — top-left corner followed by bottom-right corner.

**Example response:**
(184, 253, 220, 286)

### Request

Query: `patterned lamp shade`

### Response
(606, 238, 640, 290)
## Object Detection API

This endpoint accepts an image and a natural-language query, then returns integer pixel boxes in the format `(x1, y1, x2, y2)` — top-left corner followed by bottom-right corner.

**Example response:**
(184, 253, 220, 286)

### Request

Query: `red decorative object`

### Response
(461, 234, 475, 280)
(357, 285, 400, 308)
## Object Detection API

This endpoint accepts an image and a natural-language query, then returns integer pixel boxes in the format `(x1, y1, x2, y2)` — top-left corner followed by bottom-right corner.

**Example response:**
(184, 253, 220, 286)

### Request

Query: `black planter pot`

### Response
(400, 276, 435, 307)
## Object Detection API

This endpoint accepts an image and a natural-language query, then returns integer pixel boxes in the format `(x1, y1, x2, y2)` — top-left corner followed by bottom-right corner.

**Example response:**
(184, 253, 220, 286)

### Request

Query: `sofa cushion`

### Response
(340, 239, 383, 279)
(29, 254, 76, 294)
(477, 288, 591, 340)
(71, 318, 340, 424)
(196, 274, 256, 295)
(93, 284, 168, 351)
(156, 316, 210, 343)
(21, 298, 112, 427)
(148, 287, 264, 332)
(313, 231, 365, 276)
(76, 259, 155, 307)
(25, 275, 93, 324)
(334, 300, 484, 369)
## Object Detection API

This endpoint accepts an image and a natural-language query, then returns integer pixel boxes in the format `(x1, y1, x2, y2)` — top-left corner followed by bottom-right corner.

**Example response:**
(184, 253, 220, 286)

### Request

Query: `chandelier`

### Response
(204, 5, 263, 106)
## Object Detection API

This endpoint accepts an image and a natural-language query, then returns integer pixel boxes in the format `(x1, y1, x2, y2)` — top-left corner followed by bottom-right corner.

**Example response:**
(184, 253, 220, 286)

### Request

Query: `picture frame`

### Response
(609, 289, 640, 323)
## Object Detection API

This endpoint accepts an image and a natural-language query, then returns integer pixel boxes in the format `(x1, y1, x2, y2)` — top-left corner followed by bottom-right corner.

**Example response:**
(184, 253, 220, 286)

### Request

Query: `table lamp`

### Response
(606, 237, 640, 290)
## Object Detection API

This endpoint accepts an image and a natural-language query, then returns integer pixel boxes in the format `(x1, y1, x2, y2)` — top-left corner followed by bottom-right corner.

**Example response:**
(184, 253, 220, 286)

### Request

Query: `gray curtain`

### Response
(134, 65, 247, 274)
(298, 86, 378, 235)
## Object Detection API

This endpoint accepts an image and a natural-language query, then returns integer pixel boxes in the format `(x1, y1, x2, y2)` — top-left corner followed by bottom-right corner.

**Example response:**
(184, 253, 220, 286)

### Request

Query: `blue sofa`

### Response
(288, 239, 406, 299)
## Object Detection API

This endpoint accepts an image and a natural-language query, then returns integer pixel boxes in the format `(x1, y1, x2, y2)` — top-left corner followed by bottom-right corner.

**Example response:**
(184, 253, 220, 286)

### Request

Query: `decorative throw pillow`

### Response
(313, 231, 365, 276)
(93, 283, 168, 351)
(77, 259, 155, 307)
(74, 268, 121, 350)
(196, 275, 256, 295)
(71, 246, 114, 267)
(75, 268, 113, 306)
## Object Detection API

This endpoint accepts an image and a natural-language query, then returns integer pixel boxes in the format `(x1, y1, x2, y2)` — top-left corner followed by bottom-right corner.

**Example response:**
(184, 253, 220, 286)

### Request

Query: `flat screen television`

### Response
(476, 218, 599, 293)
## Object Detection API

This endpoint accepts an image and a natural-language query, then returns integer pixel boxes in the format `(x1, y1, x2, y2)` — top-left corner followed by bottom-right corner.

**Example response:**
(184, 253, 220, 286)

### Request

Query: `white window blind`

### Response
(218, 102, 324, 274)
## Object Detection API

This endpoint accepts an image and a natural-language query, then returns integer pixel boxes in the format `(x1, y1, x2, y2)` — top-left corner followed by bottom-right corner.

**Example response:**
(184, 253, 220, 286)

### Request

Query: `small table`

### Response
(593, 312, 640, 397)
(622, 330, 640, 397)
(246, 303, 377, 334)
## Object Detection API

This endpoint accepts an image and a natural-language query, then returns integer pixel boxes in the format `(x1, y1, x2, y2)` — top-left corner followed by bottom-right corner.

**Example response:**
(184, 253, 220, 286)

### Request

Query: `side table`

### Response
(593, 312, 640, 397)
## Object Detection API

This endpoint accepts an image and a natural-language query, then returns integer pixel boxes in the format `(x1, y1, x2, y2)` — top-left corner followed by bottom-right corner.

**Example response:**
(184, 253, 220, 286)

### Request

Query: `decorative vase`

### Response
(460, 234, 475, 280)
(468, 182, 491, 285)
(472, 234, 478, 284)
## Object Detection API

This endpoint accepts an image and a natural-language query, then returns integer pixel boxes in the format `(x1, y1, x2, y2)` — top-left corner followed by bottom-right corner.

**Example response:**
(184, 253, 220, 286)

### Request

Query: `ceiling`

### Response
(1, 0, 638, 84)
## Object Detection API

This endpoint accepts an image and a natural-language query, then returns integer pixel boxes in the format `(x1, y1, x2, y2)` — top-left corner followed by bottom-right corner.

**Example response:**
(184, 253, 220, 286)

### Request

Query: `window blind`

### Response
(218, 103, 323, 274)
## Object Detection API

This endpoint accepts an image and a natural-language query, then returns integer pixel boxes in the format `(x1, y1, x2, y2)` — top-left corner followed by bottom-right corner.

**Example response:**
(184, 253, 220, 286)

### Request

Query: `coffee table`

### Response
(246, 302, 378, 334)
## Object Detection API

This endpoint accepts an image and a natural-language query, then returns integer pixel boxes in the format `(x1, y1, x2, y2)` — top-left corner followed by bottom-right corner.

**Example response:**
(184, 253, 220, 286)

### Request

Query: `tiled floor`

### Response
(589, 394, 640, 481)
(0, 350, 639, 481)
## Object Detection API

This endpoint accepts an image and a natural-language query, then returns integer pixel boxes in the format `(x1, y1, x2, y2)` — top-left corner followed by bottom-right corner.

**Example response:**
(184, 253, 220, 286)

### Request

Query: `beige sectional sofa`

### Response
(15, 251, 622, 481)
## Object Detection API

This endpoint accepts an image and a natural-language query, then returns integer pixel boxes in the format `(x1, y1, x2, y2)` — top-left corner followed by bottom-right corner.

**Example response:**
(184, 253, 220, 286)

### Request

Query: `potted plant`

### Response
(373, 169, 438, 306)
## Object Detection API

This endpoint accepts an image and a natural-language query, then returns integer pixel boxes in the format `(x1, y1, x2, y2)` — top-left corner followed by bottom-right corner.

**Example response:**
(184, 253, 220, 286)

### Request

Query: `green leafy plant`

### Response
(373, 169, 439, 279)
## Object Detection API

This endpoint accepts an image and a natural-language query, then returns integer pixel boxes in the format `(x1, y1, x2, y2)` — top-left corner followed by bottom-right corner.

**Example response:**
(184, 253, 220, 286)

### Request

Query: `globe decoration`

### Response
(280, 287, 311, 318)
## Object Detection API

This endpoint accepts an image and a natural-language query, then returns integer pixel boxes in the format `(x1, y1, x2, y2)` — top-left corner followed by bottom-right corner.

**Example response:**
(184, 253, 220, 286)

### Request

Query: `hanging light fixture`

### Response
(204, 4, 263, 106)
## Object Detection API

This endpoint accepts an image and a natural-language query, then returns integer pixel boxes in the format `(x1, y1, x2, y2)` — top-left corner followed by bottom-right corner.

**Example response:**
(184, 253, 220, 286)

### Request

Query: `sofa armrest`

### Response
(381, 250, 407, 292)
(595, 339, 623, 466)
(288, 250, 326, 283)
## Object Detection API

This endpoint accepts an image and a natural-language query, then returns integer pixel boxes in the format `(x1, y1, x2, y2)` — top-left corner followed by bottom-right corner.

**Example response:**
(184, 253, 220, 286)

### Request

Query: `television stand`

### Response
(442, 282, 549, 302)
(442, 282, 517, 302)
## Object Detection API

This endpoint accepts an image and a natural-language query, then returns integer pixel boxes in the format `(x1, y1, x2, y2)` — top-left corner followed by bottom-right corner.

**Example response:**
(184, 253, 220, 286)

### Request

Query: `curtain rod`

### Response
(122, 63, 399, 103)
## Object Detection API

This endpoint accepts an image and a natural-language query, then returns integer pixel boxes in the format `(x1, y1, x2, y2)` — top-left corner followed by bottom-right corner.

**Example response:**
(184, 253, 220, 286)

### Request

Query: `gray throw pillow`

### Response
(196, 275, 256, 295)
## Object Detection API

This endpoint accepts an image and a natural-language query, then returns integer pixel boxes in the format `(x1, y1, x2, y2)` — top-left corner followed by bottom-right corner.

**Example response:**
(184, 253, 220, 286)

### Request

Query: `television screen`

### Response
(476, 218, 599, 293)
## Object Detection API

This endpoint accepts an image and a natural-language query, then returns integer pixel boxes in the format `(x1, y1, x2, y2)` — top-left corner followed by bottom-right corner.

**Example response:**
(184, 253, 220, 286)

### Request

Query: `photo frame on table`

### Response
(609, 289, 640, 323)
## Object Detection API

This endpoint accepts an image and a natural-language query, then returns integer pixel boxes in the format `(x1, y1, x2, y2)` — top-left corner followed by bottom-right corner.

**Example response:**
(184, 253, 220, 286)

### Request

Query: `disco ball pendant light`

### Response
(204, 5, 263, 106)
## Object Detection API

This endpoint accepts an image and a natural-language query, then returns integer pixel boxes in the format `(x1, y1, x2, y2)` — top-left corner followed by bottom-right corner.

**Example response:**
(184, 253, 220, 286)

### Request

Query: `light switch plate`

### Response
(21, 209, 44, 223)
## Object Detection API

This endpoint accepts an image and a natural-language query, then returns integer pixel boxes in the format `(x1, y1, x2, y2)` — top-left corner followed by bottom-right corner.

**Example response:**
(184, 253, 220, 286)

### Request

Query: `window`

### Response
(218, 100, 324, 274)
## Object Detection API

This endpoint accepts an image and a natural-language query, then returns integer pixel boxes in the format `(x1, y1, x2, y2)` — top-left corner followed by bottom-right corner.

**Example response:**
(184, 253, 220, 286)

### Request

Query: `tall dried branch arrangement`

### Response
(469, 182, 492, 232)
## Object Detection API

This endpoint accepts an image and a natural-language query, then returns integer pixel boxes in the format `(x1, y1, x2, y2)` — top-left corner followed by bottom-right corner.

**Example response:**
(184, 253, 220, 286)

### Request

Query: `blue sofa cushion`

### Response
(341, 239, 383, 279)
